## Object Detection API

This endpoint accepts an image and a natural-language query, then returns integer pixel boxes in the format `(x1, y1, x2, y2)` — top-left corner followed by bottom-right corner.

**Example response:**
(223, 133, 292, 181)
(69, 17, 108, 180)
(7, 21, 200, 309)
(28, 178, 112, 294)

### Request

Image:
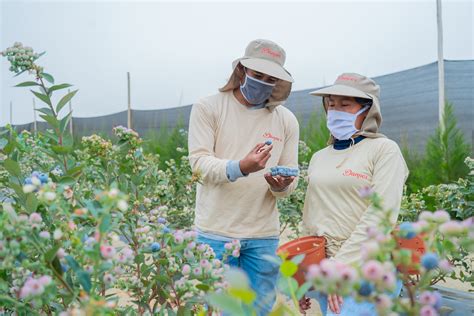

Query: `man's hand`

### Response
(239, 143, 273, 175)
(264, 173, 295, 191)
(328, 294, 343, 314)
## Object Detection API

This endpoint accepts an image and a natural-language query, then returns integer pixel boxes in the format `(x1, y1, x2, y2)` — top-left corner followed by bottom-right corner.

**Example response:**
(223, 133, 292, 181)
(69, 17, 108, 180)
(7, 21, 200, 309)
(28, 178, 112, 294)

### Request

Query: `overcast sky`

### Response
(1, 0, 472, 125)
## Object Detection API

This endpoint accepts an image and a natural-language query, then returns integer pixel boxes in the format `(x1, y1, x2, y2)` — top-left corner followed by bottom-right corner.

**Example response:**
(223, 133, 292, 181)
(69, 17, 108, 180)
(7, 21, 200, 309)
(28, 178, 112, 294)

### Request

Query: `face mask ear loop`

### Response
(335, 137, 356, 169)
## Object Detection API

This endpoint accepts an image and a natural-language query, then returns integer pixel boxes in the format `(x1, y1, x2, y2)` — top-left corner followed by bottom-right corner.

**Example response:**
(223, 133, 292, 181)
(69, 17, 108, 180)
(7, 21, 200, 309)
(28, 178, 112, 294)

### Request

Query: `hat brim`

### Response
(236, 58, 294, 83)
(309, 84, 372, 99)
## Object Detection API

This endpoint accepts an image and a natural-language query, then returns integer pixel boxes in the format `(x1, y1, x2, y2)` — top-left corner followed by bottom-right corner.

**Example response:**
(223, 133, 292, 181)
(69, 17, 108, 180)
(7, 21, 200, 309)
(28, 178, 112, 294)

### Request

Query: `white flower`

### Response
(23, 184, 35, 193)
(44, 192, 56, 201)
(117, 200, 128, 211)
(53, 229, 63, 240)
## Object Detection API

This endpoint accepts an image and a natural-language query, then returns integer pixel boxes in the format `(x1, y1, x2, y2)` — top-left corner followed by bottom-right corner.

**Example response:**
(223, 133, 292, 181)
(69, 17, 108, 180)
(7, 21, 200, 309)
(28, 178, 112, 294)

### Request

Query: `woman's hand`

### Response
(298, 295, 311, 314)
(264, 174, 295, 191)
(328, 294, 343, 314)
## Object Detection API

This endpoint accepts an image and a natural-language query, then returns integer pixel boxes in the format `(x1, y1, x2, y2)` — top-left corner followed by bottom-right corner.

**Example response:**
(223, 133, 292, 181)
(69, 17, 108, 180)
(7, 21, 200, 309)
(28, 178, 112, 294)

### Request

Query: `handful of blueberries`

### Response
(270, 166, 299, 177)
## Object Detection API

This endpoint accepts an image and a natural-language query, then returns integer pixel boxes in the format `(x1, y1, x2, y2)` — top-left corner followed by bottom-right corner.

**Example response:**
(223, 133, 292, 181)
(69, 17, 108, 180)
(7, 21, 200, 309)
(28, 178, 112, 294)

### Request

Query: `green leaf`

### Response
(206, 293, 245, 315)
(58, 176, 75, 186)
(291, 254, 305, 265)
(228, 288, 257, 304)
(15, 81, 40, 87)
(51, 145, 72, 154)
(195, 283, 210, 291)
(31, 90, 52, 106)
(56, 90, 78, 114)
(280, 260, 298, 277)
(60, 112, 73, 135)
(45, 245, 60, 263)
(4, 159, 21, 178)
(48, 83, 72, 93)
(0, 138, 7, 150)
(36, 107, 54, 116)
(25, 193, 38, 213)
(99, 213, 112, 233)
(39, 114, 59, 129)
(65, 255, 81, 272)
(77, 271, 91, 293)
(295, 282, 313, 300)
(42, 72, 55, 84)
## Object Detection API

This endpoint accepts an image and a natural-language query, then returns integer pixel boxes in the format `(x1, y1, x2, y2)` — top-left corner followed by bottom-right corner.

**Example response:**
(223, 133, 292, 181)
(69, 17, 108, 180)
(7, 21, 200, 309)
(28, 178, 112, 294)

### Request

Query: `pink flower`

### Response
(432, 210, 450, 223)
(184, 231, 193, 240)
(213, 259, 222, 268)
(38, 275, 52, 286)
(361, 241, 379, 260)
(412, 220, 429, 233)
(56, 248, 66, 259)
(29, 212, 42, 223)
(193, 267, 202, 276)
(319, 259, 337, 280)
(381, 272, 396, 290)
(100, 245, 116, 259)
(200, 259, 210, 269)
(439, 259, 453, 273)
(197, 244, 207, 253)
(366, 227, 379, 238)
(419, 211, 434, 221)
(375, 294, 393, 310)
(306, 264, 321, 281)
(182, 264, 191, 275)
(439, 221, 465, 235)
(68, 221, 76, 230)
(232, 249, 240, 258)
(20, 278, 44, 298)
(420, 305, 439, 316)
(358, 186, 374, 198)
(340, 266, 358, 284)
(224, 243, 233, 250)
(187, 242, 196, 250)
(39, 231, 50, 239)
(362, 260, 383, 281)
(419, 291, 437, 306)
(103, 273, 115, 285)
(174, 235, 184, 244)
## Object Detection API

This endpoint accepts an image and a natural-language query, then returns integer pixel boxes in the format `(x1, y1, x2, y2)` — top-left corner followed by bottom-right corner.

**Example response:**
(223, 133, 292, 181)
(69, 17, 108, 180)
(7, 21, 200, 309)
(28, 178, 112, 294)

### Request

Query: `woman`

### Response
(300, 73, 408, 315)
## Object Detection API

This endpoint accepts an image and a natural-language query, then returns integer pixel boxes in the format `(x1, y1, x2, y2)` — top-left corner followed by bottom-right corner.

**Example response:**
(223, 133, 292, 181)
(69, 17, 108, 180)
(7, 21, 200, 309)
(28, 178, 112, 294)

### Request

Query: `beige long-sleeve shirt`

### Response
(188, 91, 299, 238)
(302, 137, 408, 265)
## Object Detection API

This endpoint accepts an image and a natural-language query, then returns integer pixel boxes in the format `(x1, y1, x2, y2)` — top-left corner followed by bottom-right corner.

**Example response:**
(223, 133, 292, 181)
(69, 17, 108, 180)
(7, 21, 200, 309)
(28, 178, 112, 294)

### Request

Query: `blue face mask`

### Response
(240, 73, 276, 106)
(326, 106, 370, 140)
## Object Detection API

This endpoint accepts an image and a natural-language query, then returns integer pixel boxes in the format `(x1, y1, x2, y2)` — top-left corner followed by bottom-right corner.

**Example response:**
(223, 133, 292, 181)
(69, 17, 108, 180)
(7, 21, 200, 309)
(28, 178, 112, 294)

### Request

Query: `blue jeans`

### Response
(197, 235, 279, 316)
(307, 279, 403, 316)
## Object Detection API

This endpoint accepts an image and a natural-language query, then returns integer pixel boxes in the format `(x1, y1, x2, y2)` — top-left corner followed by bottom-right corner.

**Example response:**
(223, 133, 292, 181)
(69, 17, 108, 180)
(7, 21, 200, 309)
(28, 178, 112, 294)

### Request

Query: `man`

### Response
(188, 39, 299, 315)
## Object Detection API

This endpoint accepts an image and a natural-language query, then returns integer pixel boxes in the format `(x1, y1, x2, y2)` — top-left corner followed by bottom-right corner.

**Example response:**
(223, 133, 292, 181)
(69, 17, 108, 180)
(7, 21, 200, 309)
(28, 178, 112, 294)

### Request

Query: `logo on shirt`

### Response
(263, 132, 283, 142)
(342, 169, 368, 180)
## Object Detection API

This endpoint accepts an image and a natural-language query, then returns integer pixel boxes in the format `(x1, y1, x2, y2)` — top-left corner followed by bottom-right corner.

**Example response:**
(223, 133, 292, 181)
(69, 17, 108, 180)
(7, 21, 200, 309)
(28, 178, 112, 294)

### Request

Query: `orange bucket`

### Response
(394, 233, 426, 275)
(277, 236, 326, 285)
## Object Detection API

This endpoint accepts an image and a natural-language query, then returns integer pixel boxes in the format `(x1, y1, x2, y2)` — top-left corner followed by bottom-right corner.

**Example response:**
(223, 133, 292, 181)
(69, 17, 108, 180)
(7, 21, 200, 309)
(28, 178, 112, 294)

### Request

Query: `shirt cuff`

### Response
(226, 160, 247, 182)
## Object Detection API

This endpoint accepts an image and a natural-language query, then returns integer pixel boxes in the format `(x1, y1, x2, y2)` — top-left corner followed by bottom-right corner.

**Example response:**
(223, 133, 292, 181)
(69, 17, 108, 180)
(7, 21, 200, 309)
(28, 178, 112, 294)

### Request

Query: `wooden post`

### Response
(33, 98, 37, 133)
(127, 72, 132, 129)
(437, 0, 445, 131)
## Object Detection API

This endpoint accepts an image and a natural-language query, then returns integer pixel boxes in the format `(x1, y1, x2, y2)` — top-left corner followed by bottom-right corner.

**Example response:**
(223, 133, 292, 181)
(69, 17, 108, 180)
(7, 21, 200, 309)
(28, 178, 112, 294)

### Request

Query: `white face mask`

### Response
(326, 106, 370, 140)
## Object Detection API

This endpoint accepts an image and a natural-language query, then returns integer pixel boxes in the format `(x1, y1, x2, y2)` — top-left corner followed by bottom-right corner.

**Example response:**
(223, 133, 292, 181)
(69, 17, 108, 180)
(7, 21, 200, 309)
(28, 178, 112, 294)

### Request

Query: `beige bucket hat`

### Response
(220, 39, 293, 108)
(309, 73, 380, 99)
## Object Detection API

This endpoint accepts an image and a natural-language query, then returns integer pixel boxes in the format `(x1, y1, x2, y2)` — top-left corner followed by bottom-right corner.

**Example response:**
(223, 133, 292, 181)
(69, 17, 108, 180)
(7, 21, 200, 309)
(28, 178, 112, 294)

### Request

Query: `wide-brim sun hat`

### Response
(220, 39, 294, 108)
(310, 73, 380, 100)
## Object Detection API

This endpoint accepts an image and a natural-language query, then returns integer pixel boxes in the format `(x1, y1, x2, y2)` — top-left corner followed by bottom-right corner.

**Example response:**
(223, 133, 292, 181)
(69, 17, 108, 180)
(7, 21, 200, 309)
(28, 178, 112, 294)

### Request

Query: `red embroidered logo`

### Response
(342, 169, 368, 180)
(337, 75, 360, 82)
(261, 47, 281, 59)
(263, 132, 283, 142)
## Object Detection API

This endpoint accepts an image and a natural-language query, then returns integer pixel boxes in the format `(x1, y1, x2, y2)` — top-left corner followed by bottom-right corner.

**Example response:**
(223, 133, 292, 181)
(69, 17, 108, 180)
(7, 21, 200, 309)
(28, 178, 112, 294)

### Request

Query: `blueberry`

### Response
(151, 242, 161, 252)
(421, 252, 439, 270)
(265, 140, 272, 146)
(162, 226, 170, 234)
(158, 217, 166, 224)
(61, 264, 69, 272)
(358, 281, 374, 297)
(399, 222, 417, 239)
(38, 173, 49, 184)
(24, 177, 32, 185)
(31, 171, 40, 178)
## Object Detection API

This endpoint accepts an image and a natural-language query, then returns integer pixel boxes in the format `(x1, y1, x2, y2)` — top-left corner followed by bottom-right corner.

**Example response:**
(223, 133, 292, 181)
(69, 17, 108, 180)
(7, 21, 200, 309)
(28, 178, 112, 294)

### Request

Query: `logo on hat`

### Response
(261, 47, 282, 59)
